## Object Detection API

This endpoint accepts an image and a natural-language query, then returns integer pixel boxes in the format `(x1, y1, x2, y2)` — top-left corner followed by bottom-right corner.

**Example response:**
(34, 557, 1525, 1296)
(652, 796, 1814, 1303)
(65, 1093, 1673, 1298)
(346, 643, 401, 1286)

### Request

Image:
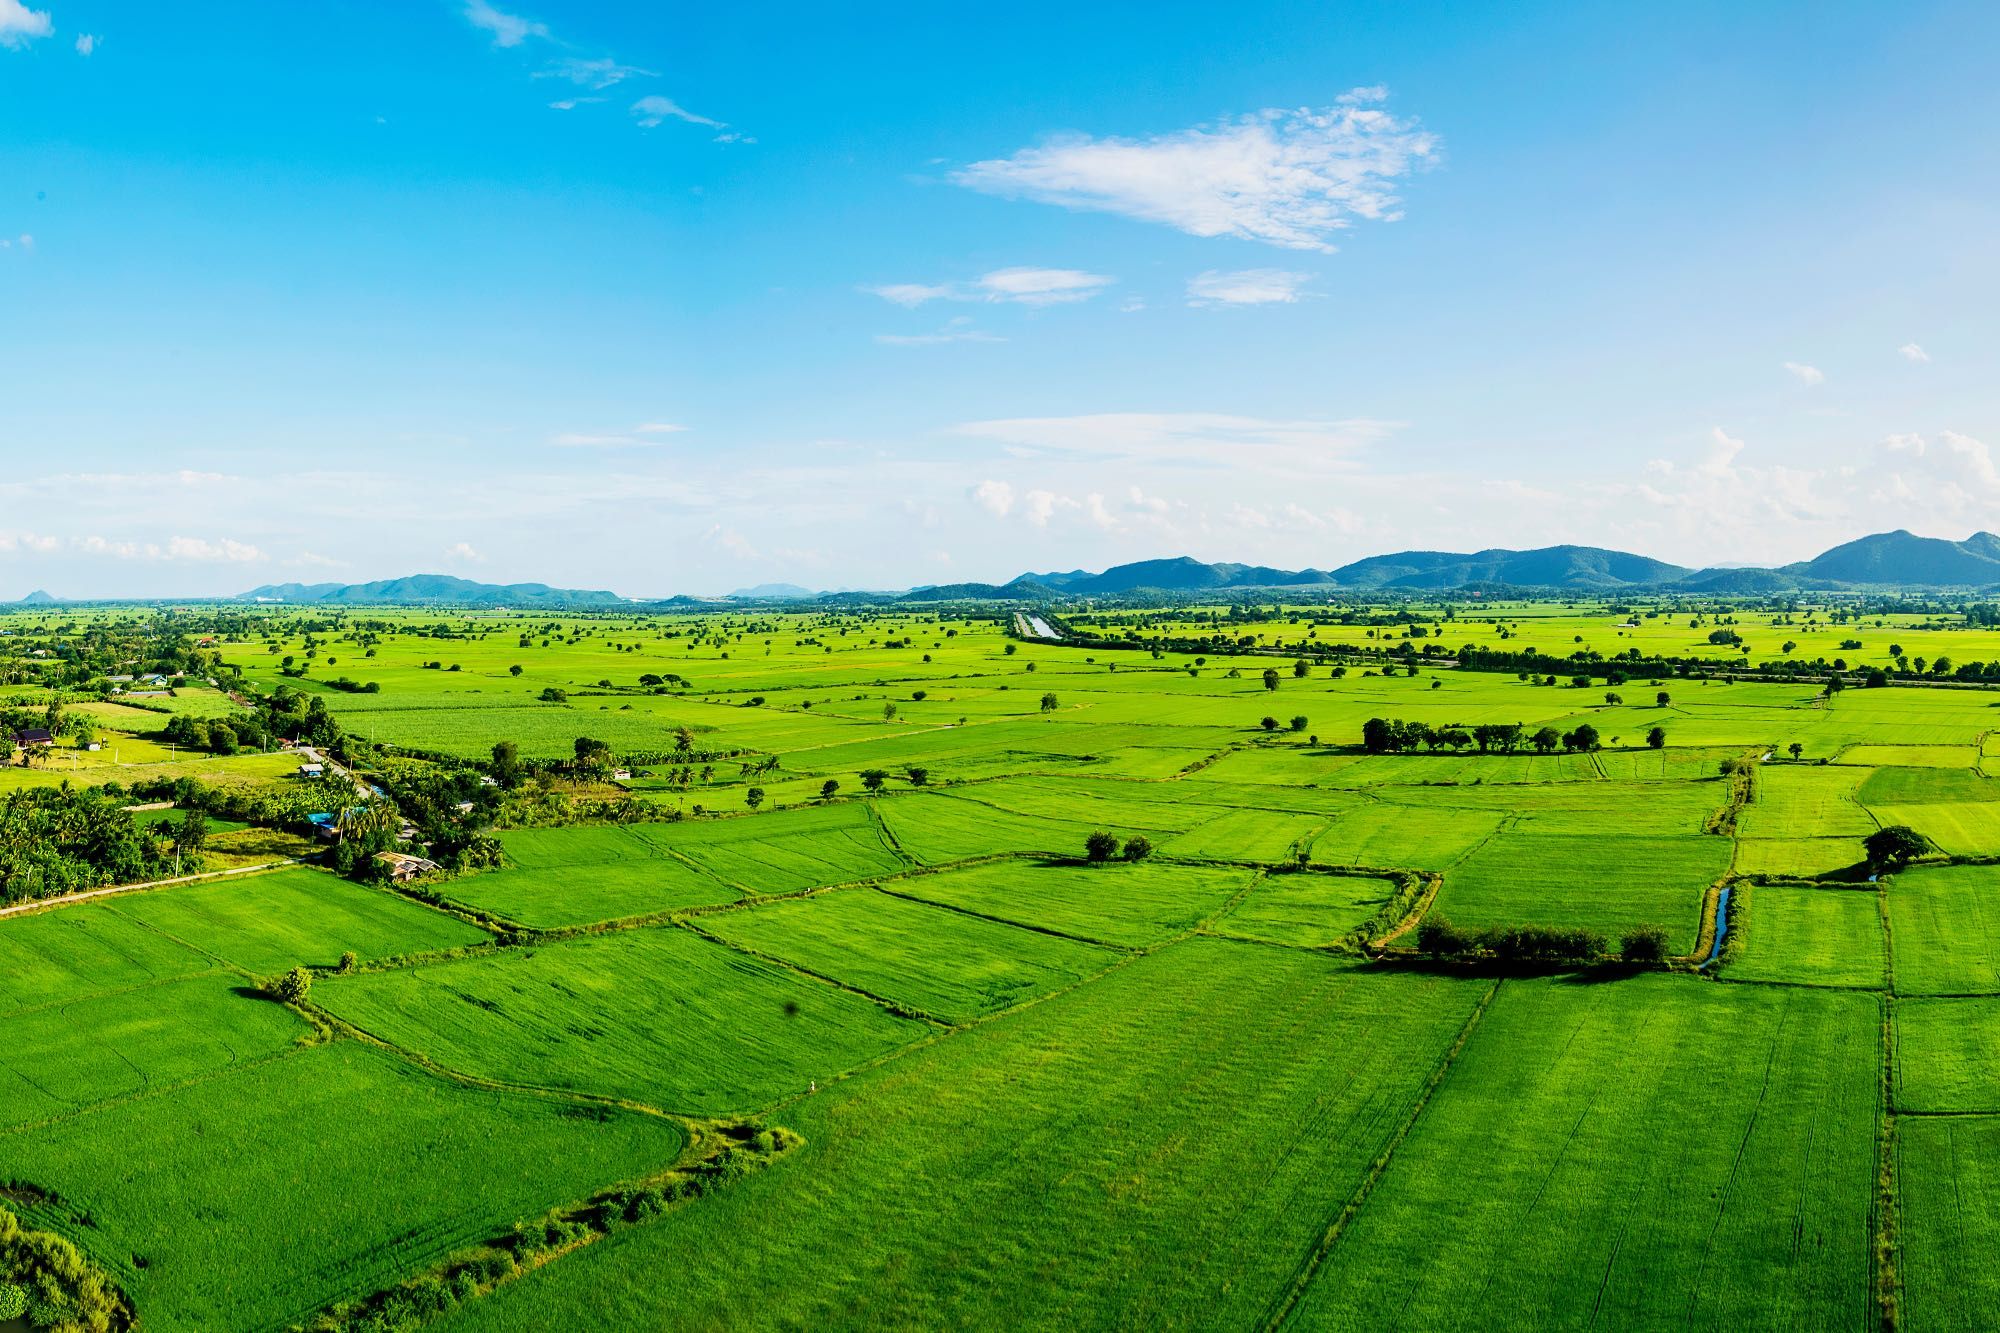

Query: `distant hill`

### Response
(991, 533, 2000, 596)
(238, 574, 627, 607)
(14, 590, 57, 605)
(1783, 530, 2000, 587)
(729, 582, 817, 599)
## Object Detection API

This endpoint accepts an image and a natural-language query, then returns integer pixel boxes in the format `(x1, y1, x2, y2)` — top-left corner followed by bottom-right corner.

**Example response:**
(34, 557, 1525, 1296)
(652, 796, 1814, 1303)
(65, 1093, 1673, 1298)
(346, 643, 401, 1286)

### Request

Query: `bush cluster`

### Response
(1415, 916, 1607, 964)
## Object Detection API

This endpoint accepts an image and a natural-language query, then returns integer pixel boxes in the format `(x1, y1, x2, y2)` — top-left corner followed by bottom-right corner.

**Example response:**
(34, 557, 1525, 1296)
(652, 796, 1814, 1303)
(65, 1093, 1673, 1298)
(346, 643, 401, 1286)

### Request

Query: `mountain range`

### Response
(15, 530, 2000, 606)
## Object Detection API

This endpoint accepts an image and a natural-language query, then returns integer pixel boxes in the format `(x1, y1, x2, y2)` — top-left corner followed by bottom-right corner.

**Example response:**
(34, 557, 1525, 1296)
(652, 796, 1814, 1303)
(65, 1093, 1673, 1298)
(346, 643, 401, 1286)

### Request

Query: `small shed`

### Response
(373, 851, 441, 883)
(297, 762, 325, 778)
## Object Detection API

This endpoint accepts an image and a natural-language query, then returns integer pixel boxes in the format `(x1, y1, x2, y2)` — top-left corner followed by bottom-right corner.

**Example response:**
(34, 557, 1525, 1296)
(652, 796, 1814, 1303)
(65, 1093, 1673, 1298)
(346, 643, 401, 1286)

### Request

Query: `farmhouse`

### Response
(372, 851, 441, 883)
(12, 728, 54, 750)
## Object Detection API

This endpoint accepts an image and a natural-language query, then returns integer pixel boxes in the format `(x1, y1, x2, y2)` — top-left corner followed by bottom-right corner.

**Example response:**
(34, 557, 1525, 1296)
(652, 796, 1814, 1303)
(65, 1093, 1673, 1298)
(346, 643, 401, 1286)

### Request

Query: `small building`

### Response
(612, 768, 632, 781)
(13, 728, 54, 750)
(373, 851, 441, 883)
(297, 762, 325, 779)
(307, 812, 339, 841)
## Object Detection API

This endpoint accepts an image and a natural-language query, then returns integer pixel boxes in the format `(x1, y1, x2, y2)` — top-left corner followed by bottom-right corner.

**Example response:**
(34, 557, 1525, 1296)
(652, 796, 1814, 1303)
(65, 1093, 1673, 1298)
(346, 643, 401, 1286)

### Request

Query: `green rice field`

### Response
(5, 599, 2000, 1330)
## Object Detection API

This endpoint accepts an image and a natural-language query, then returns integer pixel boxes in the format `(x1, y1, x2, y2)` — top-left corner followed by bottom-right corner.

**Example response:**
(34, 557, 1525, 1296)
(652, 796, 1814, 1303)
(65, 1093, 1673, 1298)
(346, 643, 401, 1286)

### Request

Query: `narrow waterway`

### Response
(1703, 886, 1732, 967)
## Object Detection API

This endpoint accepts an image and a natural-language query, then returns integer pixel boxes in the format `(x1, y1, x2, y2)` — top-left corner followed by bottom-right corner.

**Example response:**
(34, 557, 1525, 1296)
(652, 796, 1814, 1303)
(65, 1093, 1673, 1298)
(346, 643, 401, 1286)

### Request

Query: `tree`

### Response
(274, 966, 312, 1005)
(860, 768, 888, 793)
(1121, 835, 1154, 862)
(1564, 723, 1600, 752)
(1620, 925, 1670, 965)
(1260, 715, 1280, 731)
(1292, 659, 1309, 678)
(1656, 691, 1671, 707)
(1289, 715, 1309, 732)
(906, 766, 929, 786)
(171, 808, 208, 859)
(338, 950, 359, 973)
(1084, 830, 1120, 863)
(1040, 692, 1059, 713)
(1361, 717, 1397, 754)
(491, 740, 521, 786)
(745, 786, 765, 811)
(1788, 742, 1803, 761)
(882, 702, 898, 721)
(1865, 824, 1928, 871)
(1646, 725, 1667, 749)
(820, 779, 840, 799)
(509, 664, 523, 677)
(1530, 726, 1561, 754)
(1262, 668, 1281, 691)
(573, 736, 613, 776)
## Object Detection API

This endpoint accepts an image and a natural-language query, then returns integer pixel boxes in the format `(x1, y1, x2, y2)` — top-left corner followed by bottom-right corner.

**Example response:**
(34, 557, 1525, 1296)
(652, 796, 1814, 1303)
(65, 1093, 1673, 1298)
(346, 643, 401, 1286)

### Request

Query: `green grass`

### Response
(2, 1040, 684, 1333)
(624, 801, 907, 893)
(892, 858, 1256, 947)
(0, 905, 211, 1016)
(1898, 1116, 2000, 1333)
(441, 858, 741, 927)
(1164, 806, 1331, 861)
(438, 940, 1489, 1331)
(1887, 864, 2000, 995)
(0, 975, 307, 1132)
(316, 924, 928, 1114)
(695, 887, 1123, 1022)
(1291, 976, 1878, 1329)
(1722, 884, 1885, 987)
(1433, 831, 1730, 951)
(1214, 872, 1398, 947)
(104, 866, 490, 973)
(1896, 996, 2000, 1112)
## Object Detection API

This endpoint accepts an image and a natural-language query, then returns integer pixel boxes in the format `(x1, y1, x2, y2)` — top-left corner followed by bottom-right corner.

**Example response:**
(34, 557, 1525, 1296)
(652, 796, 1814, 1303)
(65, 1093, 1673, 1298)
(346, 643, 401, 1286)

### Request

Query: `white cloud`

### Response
(464, 0, 546, 47)
(444, 541, 484, 563)
(974, 267, 1113, 306)
(1783, 361, 1825, 386)
(548, 97, 604, 111)
(862, 282, 956, 308)
(76, 535, 264, 562)
(863, 267, 1113, 309)
(1186, 269, 1312, 307)
(540, 56, 653, 89)
(950, 412, 1396, 475)
(550, 422, 686, 448)
(0, 0, 51, 49)
(876, 317, 1003, 346)
(632, 94, 723, 130)
(1023, 489, 1072, 527)
(1900, 342, 1931, 363)
(952, 89, 1437, 252)
(0, 531, 58, 553)
(971, 480, 1015, 517)
(73, 32, 96, 56)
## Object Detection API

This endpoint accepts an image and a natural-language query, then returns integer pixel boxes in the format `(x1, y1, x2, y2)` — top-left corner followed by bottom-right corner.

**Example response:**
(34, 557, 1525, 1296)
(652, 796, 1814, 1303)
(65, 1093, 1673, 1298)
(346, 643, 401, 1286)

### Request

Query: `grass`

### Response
(2, 1040, 684, 1333)
(316, 924, 928, 1114)
(1887, 864, 2000, 995)
(435, 940, 1489, 1331)
(624, 801, 907, 893)
(103, 866, 490, 973)
(1213, 872, 1398, 947)
(1898, 1116, 2000, 1333)
(1290, 976, 1878, 1329)
(0, 905, 211, 1016)
(694, 887, 1123, 1022)
(1432, 831, 1730, 951)
(1722, 884, 1886, 988)
(1895, 996, 2000, 1112)
(890, 858, 1256, 947)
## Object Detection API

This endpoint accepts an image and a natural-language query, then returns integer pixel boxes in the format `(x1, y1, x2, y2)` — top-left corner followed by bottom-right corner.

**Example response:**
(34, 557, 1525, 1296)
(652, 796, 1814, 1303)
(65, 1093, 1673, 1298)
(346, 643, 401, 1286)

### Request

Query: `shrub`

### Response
(0, 1284, 24, 1320)
(273, 966, 312, 1004)
(1416, 916, 1472, 955)
(1084, 831, 1119, 862)
(1121, 836, 1153, 862)
(1620, 925, 1671, 964)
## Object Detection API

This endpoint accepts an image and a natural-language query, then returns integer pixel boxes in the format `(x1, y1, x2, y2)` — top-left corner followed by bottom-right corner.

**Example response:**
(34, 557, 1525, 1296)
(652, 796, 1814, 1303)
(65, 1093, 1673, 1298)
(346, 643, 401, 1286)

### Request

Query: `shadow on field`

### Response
(1358, 955, 1654, 984)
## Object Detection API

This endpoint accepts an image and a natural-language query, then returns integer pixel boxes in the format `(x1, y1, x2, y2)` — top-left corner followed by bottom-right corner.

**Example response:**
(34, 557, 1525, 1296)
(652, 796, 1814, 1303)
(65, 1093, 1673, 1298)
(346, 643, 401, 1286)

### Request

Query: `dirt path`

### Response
(0, 860, 292, 920)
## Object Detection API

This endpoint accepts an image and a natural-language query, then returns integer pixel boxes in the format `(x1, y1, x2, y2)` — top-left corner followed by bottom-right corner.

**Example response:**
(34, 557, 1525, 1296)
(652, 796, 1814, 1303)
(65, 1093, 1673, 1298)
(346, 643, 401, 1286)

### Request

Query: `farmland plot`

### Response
(891, 859, 1256, 947)
(1291, 977, 1877, 1329)
(1887, 864, 2000, 995)
(1722, 884, 1885, 988)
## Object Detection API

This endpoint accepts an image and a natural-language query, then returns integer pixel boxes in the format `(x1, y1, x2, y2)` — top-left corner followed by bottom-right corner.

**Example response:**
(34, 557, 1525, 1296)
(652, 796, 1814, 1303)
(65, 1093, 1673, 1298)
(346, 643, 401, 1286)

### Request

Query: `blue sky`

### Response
(4, 0, 1999, 596)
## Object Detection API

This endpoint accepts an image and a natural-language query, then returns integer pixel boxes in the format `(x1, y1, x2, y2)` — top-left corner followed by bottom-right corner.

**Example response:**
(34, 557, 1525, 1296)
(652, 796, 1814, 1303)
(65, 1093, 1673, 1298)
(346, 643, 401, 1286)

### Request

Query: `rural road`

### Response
(298, 744, 373, 799)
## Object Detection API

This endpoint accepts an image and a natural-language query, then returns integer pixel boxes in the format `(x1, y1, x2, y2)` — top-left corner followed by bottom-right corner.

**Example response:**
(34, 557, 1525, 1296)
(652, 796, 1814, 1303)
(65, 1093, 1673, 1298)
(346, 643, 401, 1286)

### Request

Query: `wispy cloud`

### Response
(1900, 342, 1931, 363)
(863, 267, 1113, 308)
(0, 0, 51, 49)
(548, 97, 604, 111)
(444, 542, 484, 563)
(876, 317, 1004, 346)
(632, 94, 722, 130)
(538, 55, 654, 89)
(951, 88, 1437, 252)
(1186, 269, 1312, 307)
(78, 535, 265, 562)
(463, 0, 546, 48)
(1783, 361, 1825, 386)
(73, 32, 96, 56)
(951, 412, 1396, 474)
(550, 422, 687, 448)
